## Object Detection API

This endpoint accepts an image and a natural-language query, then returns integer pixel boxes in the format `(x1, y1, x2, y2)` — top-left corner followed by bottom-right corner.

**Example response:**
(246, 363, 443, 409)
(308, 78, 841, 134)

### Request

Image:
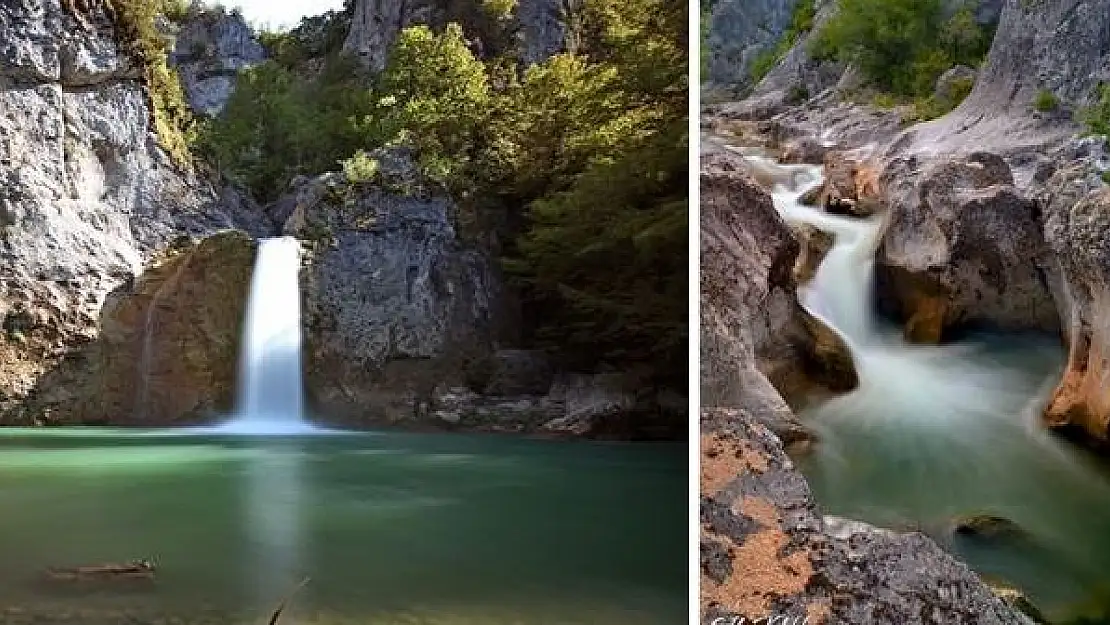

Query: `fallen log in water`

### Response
(43, 559, 156, 583)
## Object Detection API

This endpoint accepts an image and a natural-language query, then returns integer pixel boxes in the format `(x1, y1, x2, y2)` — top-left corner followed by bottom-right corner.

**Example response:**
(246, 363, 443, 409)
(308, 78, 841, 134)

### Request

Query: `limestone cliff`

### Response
(0, 0, 270, 423)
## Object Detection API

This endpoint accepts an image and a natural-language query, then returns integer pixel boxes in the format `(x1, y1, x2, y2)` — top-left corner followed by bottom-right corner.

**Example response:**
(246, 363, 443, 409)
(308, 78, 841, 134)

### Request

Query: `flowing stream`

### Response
(748, 153, 1110, 620)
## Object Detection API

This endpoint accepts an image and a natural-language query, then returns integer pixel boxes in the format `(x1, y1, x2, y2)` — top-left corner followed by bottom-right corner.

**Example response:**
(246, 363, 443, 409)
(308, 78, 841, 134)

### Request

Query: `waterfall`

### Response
(226, 236, 311, 433)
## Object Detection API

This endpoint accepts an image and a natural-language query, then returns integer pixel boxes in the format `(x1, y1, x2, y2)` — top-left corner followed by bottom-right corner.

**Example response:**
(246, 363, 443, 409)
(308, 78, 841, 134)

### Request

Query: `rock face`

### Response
(875, 152, 1059, 342)
(704, 0, 800, 91)
(701, 407, 1029, 624)
(280, 170, 499, 425)
(13, 232, 256, 425)
(700, 146, 857, 441)
(342, 0, 430, 72)
(0, 0, 269, 423)
(169, 7, 266, 116)
(278, 158, 680, 438)
(516, 0, 567, 65)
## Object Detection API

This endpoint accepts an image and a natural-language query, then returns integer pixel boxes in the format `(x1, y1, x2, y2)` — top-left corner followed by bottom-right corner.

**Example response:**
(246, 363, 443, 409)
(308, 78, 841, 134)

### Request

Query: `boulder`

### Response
(875, 152, 1059, 343)
(791, 223, 835, 283)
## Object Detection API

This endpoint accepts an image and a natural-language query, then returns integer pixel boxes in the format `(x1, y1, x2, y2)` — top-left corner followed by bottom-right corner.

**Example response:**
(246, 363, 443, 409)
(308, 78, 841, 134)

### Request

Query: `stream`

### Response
(747, 152, 1110, 621)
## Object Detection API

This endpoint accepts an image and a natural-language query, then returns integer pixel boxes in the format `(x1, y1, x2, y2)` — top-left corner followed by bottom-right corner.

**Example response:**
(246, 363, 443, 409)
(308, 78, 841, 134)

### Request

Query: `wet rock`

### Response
(791, 223, 834, 283)
(875, 152, 1059, 343)
(700, 147, 857, 441)
(987, 580, 1051, 624)
(818, 152, 882, 218)
(700, 408, 1029, 624)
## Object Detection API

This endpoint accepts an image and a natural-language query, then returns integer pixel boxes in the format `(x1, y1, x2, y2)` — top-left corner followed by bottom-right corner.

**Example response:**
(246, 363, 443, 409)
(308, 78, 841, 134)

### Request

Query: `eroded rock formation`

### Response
(875, 152, 1059, 342)
(700, 146, 857, 442)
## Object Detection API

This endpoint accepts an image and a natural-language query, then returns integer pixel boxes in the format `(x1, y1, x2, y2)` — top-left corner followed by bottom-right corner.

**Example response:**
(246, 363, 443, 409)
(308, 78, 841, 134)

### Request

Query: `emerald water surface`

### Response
(0, 429, 686, 624)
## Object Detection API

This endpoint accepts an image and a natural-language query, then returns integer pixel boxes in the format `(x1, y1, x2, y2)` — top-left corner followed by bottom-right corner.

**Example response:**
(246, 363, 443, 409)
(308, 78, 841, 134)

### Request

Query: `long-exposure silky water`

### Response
(744, 150, 1110, 620)
(226, 236, 312, 434)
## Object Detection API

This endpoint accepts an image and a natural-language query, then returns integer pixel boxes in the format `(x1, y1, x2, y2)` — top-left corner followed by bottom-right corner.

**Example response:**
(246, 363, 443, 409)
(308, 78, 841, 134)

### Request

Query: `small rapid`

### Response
(746, 152, 1110, 620)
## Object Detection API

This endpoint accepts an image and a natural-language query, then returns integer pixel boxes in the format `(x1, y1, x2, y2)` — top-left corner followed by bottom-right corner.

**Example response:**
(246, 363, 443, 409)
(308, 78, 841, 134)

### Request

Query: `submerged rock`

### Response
(953, 514, 1028, 540)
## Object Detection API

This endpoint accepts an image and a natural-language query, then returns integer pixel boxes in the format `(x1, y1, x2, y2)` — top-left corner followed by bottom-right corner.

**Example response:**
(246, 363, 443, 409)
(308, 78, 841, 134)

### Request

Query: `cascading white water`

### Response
(746, 152, 1110, 618)
(227, 236, 311, 434)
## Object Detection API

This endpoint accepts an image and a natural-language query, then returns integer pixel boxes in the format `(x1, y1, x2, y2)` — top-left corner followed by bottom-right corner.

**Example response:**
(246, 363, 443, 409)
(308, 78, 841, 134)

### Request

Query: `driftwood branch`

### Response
(268, 577, 311, 625)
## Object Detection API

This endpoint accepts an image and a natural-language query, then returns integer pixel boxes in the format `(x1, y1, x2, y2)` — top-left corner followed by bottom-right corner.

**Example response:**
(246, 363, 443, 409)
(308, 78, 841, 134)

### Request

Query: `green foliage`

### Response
(1034, 88, 1059, 112)
(1082, 83, 1110, 137)
(202, 0, 687, 376)
(1102, 170, 1110, 185)
(107, 0, 198, 168)
(375, 24, 491, 189)
(812, 0, 991, 99)
(198, 56, 372, 198)
(341, 150, 380, 185)
(481, 0, 517, 20)
(911, 75, 974, 121)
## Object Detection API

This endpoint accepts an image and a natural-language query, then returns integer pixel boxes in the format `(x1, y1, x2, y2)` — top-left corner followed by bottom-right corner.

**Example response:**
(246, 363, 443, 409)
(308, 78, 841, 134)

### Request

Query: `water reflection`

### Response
(243, 440, 307, 611)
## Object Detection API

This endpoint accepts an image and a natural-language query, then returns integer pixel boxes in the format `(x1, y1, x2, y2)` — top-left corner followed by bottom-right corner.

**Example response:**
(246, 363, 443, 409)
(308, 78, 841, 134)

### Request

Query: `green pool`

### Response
(0, 429, 687, 624)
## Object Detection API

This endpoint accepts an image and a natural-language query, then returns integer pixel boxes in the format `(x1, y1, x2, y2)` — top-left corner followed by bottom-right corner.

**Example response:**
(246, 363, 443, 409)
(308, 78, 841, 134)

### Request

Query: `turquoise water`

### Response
(0, 430, 686, 624)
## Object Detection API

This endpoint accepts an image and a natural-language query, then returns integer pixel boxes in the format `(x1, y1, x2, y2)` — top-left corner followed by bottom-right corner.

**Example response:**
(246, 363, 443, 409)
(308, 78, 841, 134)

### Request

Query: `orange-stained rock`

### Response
(1042, 183, 1110, 445)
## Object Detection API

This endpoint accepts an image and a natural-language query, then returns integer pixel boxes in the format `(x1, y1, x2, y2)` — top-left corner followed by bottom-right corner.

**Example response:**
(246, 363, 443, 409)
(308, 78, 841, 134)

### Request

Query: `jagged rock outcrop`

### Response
(342, 0, 566, 72)
(700, 146, 857, 442)
(0, 0, 269, 423)
(875, 152, 1060, 342)
(169, 6, 266, 116)
(704, 0, 801, 91)
(739, 0, 845, 117)
(342, 0, 430, 72)
(516, 0, 567, 65)
(701, 407, 1030, 624)
(12, 232, 256, 425)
